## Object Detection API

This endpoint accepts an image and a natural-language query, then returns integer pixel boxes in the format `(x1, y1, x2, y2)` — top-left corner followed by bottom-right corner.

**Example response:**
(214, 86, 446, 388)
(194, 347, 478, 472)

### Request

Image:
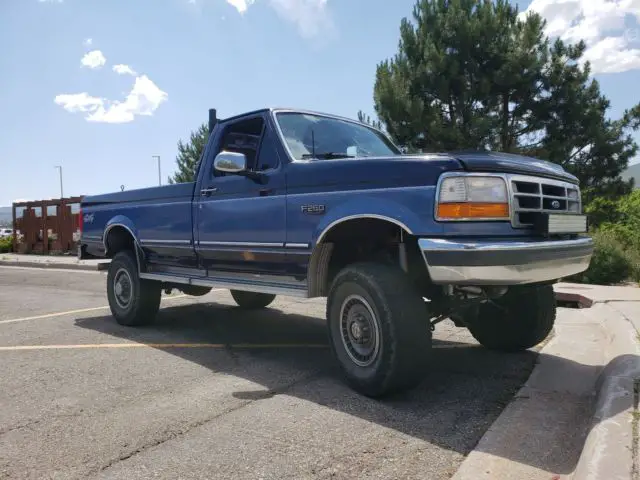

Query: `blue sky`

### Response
(1, 0, 640, 206)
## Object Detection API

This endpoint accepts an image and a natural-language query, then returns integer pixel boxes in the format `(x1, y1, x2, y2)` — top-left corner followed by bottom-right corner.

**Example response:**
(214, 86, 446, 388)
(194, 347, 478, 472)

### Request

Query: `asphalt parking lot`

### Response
(0, 266, 541, 480)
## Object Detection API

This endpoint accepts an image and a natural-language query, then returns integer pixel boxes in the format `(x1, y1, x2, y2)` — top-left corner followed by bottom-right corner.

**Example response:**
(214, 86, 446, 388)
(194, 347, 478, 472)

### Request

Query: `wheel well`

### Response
(308, 218, 430, 297)
(105, 226, 136, 258)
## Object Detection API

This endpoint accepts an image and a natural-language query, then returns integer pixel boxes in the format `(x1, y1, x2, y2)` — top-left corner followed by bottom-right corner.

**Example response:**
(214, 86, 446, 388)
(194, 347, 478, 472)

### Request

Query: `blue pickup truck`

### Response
(79, 107, 593, 397)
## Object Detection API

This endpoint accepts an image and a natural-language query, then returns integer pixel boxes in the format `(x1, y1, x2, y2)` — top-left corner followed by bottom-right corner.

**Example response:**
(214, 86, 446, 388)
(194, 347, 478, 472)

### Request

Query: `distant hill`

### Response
(0, 207, 11, 226)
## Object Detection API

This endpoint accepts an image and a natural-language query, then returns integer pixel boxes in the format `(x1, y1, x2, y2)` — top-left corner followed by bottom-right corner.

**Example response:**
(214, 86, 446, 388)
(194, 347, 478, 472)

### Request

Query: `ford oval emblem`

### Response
(551, 200, 561, 209)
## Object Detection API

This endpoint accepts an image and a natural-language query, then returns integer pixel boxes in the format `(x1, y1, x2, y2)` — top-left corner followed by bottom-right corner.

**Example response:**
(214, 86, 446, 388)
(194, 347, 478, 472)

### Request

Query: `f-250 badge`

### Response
(301, 204, 325, 215)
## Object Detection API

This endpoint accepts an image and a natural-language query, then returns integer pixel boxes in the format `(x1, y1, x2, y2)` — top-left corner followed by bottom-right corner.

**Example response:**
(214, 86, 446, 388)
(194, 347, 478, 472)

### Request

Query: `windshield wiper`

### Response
(301, 152, 356, 160)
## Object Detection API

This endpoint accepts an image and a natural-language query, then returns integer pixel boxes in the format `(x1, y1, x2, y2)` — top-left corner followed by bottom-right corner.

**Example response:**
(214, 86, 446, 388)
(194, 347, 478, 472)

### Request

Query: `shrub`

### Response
(567, 231, 634, 285)
(0, 236, 12, 253)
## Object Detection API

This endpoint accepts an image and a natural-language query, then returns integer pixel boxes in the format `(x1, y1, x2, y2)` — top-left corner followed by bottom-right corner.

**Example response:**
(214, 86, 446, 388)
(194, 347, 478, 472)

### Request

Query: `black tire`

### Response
(230, 290, 276, 309)
(464, 284, 556, 352)
(106, 250, 161, 326)
(326, 262, 432, 398)
(181, 286, 212, 297)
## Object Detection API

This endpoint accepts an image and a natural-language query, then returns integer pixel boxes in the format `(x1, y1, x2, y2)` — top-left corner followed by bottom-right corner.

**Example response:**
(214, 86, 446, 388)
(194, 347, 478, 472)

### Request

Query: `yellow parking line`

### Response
(0, 294, 188, 325)
(0, 343, 329, 351)
(0, 343, 472, 351)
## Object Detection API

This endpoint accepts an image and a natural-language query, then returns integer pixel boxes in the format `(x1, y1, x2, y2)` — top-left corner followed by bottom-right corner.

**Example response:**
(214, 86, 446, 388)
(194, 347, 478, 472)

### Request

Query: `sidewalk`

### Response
(0, 253, 109, 271)
(453, 282, 640, 480)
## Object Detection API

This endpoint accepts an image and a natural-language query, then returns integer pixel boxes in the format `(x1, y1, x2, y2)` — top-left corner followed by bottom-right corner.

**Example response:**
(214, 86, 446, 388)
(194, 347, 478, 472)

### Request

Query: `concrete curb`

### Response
(0, 259, 109, 271)
(569, 303, 640, 480)
(452, 288, 640, 480)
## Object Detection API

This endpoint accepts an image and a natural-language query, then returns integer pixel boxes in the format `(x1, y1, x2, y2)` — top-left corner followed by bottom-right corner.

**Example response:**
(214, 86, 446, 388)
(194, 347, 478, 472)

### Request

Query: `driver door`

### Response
(195, 113, 287, 276)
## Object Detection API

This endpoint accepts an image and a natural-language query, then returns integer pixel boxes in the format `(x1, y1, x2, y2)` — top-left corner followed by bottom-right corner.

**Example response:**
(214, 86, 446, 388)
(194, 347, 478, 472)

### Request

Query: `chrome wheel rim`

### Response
(339, 294, 380, 367)
(113, 268, 133, 309)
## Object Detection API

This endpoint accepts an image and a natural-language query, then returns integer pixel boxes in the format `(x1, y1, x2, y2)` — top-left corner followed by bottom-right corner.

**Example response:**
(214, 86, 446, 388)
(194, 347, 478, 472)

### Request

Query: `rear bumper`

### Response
(418, 236, 594, 285)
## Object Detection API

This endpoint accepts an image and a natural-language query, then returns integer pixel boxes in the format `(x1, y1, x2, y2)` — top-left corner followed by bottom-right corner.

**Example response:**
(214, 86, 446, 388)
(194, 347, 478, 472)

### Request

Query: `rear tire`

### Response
(181, 286, 212, 297)
(326, 262, 431, 398)
(107, 250, 161, 326)
(464, 284, 556, 352)
(230, 290, 276, 309)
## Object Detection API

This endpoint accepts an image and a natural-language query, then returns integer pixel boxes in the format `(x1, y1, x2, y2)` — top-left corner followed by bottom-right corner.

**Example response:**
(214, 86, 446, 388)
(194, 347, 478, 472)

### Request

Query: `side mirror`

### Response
(214, 151, 247, 173)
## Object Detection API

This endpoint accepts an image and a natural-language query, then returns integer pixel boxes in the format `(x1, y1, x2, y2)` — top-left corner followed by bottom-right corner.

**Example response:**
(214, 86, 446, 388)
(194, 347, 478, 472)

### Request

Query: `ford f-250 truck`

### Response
(79, 107, 594, 397)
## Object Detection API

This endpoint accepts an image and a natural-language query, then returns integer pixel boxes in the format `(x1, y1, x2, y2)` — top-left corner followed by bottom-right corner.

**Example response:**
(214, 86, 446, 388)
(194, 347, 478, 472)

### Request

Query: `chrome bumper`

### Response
(418, 236, 594, 285)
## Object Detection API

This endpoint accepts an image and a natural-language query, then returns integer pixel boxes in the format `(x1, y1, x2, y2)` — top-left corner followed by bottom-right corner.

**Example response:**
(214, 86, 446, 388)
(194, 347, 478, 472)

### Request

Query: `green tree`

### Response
(357, 110, 384, 130)
(372, 0, 640, 198)
(168, 123, 209, 184)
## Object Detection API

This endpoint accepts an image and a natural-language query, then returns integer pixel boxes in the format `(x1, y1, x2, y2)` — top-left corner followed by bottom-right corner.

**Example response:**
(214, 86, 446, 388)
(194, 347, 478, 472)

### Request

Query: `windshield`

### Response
(274, 111, 400, 160)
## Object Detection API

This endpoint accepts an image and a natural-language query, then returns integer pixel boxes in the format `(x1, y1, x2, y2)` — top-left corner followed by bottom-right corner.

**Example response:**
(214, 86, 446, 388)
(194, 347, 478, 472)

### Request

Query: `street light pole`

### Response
(54, 165, 64, 198)
(152, 155, 161, 186)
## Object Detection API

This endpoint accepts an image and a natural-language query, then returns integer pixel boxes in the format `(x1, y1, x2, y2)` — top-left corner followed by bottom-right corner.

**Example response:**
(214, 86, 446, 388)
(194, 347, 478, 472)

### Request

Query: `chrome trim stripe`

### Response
(285, 243, 310, 249)
(140, 239, 192, 245)
(316, 214, 413, 245)
(83, 235, 102, 241)
(197, 241, 285, 248)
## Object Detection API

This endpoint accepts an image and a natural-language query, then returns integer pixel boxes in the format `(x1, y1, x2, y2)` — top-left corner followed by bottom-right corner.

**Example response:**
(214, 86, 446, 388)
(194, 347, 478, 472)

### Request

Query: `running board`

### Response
(139, 272, 309, 298)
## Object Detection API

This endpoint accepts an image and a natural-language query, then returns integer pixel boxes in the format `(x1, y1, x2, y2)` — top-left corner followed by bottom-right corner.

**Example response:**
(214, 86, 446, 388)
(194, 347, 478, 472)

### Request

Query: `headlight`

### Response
(436, 175, 510, 221)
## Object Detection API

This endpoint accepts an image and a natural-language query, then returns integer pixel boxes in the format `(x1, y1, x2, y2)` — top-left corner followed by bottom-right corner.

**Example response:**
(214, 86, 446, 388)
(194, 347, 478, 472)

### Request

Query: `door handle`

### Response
(200, 187, 218, 196)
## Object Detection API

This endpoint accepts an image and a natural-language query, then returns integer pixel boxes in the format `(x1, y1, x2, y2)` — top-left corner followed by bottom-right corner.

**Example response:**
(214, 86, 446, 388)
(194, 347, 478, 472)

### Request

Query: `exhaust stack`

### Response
(208, 108, 217, 134)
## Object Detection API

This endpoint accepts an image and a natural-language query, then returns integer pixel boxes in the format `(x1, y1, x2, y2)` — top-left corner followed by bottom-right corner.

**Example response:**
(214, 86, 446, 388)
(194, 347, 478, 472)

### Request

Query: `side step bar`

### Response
(139, 272, 309, 298)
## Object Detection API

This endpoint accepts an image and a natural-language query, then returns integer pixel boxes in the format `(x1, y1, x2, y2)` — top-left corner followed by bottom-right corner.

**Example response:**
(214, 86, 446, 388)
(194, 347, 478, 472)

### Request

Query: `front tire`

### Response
(326, 262, 432, 398)
(107, 250, 161, 326)
(230, 290, 276, 309)
(464, 284, 556, 352)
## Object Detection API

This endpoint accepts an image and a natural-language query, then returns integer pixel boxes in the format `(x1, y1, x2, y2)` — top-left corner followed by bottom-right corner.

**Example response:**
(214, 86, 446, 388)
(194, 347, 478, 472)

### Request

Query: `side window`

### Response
(255, 127, 280, 171)
(213, 116, 265, 177)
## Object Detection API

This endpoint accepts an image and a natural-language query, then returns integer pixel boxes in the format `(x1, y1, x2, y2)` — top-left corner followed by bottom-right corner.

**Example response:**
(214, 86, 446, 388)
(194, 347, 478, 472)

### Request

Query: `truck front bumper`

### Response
(418, 236, 594, 285)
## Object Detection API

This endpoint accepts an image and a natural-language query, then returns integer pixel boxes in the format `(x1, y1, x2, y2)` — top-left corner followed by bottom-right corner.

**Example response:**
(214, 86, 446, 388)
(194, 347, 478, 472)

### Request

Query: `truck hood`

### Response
(450, 151, 578, 184)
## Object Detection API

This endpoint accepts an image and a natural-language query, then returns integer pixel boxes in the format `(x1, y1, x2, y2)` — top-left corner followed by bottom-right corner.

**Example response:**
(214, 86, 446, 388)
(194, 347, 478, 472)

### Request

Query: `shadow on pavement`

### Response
(74, 300, 617, 475)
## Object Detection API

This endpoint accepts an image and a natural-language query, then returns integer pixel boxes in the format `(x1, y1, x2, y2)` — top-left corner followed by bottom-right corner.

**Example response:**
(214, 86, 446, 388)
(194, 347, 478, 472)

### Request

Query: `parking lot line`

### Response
(0, 343, 474, 351)
(0, 294, 189, 325)
(0, 343, 329, 351)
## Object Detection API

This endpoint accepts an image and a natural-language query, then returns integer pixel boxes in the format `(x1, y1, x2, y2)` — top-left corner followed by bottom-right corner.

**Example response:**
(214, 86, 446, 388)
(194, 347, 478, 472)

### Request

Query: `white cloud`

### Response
(86, 75, 168, 123)
(267, 0, 332, 38)
(113, 64, 137, 76)
(226, 0, 255, 13)
(83, 38, 93, 47)
(80, 50, 106, 69)
(521, 0, 640, 74)
(54, 76, 167, 124)
(222, 0, 332, 38)
(54, 93, 104, 113)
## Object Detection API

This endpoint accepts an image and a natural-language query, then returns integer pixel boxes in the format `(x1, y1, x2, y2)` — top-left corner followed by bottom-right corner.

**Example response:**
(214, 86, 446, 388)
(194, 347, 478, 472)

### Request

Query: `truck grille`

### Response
(509, 175, 581, 228)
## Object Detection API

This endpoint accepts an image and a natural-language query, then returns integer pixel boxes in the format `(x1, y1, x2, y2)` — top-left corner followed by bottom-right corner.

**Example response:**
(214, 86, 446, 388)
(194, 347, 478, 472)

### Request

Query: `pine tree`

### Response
(357, 110, 384, 130)
(372, 0, 640, 198)
(168, 123, 209, 184)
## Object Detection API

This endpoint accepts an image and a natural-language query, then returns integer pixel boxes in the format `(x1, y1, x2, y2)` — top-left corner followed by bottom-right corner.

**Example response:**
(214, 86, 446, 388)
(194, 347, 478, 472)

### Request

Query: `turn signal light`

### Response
(437, 202, 509, 220)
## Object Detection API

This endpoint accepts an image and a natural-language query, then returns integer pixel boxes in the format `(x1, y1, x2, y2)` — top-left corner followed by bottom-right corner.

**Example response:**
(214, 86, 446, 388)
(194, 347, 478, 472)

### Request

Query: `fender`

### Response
(311, 195, 429, 247)
(306, 196, 433, 297)
(103, 215, 146, 272)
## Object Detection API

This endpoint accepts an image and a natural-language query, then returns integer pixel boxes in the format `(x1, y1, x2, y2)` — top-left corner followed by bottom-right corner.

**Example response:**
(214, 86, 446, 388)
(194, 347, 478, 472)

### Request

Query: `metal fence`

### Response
(12, 197, 83, 254)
